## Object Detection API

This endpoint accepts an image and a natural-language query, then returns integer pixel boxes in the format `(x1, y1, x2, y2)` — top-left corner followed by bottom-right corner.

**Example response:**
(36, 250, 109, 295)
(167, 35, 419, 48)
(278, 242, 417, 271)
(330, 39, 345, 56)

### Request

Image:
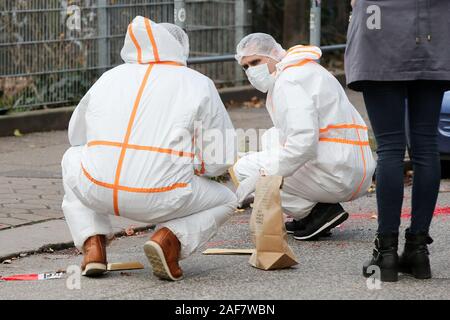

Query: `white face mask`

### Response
(245, 63, 275, 93)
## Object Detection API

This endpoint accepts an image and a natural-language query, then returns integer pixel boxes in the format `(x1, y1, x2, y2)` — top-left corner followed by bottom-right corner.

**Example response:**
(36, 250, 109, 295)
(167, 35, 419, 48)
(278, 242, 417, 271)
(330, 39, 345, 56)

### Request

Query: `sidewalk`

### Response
(0, 173, 153, 260)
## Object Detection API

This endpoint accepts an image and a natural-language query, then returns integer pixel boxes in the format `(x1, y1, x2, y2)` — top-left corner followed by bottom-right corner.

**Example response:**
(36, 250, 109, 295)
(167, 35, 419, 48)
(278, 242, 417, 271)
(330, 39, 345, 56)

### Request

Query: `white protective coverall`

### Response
(234, 45, 376, 219)
(62, 16, 237, 258)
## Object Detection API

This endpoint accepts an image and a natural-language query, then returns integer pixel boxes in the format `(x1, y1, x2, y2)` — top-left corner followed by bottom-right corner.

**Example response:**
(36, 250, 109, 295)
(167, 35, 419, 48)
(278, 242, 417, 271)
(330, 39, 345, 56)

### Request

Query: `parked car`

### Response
(437, 91, 450, 159)
(406, 91, 450, 176)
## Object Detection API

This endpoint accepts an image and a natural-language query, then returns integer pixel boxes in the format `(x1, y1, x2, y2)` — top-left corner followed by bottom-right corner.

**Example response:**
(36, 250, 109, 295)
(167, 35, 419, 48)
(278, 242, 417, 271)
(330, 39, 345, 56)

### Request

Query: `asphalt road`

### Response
(2, 181, 450, 299)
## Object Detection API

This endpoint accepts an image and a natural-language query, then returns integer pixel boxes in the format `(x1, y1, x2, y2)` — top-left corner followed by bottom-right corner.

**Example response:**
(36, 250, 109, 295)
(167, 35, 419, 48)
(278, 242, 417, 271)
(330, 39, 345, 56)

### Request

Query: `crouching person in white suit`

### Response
(61, 17, 237, 281)
(233, 33, 376, 240)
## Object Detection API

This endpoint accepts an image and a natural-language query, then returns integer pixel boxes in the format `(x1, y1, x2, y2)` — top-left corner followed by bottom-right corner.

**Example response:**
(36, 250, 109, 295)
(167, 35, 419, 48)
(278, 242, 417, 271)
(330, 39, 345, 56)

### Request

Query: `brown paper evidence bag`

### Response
(204, 168, 298, 270)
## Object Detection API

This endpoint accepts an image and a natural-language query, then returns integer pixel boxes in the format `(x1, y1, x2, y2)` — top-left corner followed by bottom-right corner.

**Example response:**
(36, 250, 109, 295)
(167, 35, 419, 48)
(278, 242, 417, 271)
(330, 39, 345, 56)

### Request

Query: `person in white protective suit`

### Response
(233, 33, 376, 240)
(61, 16, 237, 281)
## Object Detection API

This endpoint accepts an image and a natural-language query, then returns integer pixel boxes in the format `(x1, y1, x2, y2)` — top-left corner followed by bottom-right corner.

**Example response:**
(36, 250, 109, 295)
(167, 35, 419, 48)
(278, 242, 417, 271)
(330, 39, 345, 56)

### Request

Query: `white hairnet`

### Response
(159, 23, 189, 60)
(235, 33, 286, 64)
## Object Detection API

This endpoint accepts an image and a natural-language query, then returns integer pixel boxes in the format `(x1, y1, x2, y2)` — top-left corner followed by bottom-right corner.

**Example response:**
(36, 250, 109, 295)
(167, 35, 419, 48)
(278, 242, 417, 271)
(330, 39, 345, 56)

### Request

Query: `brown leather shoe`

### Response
(81, 235, 107, 277)
(144, 227, 183, 281)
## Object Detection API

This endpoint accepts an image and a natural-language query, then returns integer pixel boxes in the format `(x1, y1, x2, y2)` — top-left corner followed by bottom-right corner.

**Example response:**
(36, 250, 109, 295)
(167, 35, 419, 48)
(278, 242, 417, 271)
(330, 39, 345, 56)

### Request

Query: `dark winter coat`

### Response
(345, 0, 450, 91)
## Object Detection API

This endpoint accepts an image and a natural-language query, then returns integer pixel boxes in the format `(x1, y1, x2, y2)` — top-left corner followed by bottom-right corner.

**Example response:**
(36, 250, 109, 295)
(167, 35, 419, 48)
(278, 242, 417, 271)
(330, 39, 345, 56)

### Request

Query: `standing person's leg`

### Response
(407, 81, 444, 233)
(361, 81, 407, 282)
(61, 147, 113, 276)
(144, 176, 237, 281)
(399, 81, 445, 279)
(362, 82, 408, 233)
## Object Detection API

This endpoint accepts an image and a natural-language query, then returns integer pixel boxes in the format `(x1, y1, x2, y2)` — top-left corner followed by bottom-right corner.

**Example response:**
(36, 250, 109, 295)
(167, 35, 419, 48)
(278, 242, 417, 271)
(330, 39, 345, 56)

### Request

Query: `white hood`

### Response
(276, 45, 322, 73)
(120, 16, 187, 65)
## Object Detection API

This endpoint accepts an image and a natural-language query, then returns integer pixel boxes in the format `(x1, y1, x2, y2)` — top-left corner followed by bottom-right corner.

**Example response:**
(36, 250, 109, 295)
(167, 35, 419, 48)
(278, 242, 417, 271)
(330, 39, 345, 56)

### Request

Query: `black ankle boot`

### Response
(399, 229, 433, 279)
(363, 233, 399, 282)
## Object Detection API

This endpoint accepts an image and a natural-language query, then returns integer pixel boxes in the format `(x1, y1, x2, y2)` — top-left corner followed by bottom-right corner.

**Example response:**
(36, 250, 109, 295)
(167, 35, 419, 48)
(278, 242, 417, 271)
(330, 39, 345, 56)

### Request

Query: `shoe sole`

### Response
(399, 266, 432, 279)
(238, 196, 254, 209)
(144, 241, 183, 281)
(82, 263, 107, 277)
(288, 229, 333, 239)
(294, 212, 349, 240)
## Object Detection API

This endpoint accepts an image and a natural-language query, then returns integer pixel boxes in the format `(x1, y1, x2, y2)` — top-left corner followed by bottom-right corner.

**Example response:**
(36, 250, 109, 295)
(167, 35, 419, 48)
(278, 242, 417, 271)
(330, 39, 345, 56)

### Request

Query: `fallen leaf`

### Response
(370, 214, 378, 219)
(14, 129, 23, 137)
(243, 96, 264, 109)
(125, 227, 135, 236)
(19, 253, 27, 257)
(2, 260, 12, 264)
(225, 100, 239, 109)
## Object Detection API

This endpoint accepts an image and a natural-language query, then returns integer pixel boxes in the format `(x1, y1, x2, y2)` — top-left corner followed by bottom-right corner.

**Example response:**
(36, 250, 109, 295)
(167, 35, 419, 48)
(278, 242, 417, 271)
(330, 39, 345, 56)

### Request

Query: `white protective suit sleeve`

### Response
(68, 91, 91, 146)
(263, 77, 319, 177)
(195, 79, 236, 177)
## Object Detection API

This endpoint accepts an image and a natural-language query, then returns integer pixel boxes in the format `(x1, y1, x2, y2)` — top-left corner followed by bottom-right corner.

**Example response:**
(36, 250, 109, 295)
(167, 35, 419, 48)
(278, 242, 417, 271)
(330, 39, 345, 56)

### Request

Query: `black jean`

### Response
(361, 81, 446, 235)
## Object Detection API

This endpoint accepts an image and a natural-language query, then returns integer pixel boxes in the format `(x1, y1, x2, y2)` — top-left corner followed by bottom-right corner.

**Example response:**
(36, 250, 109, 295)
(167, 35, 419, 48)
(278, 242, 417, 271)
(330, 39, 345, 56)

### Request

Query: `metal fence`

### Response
(0, 0, 251, 112)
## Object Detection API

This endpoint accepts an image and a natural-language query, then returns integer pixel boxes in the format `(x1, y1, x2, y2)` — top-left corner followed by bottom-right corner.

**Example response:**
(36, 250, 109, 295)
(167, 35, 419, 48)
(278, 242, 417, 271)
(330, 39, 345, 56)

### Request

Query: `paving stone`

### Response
(13, 188, 59, 195)
(22, 199, 62, 206)
(3, 203, 49, 210)
(0, 198, 21, 205)
(10, 184, 39, 190)
(32, 209, 63, 219)
(39, 194, 63, 201)
(0, 193, 40, 200)
(11, 213, 50, 222)
(0, 217, 28, 226)
(0, 208, 30, 215)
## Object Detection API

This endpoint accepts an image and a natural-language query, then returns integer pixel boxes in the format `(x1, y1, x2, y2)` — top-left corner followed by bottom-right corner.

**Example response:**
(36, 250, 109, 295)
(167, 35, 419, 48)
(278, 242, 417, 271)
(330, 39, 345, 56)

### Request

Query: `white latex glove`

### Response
(236, 174, 260, 207)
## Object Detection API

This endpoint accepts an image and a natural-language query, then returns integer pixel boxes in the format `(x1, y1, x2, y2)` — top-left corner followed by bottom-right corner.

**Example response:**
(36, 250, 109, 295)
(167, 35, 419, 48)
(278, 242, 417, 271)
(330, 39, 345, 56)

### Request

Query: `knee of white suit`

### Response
(61, 146, 114, 250)
(204, 185, 237, 226)
(160, 188, 237, 259)
(214, 193, 237, 226)
(62, 190, 113, 251)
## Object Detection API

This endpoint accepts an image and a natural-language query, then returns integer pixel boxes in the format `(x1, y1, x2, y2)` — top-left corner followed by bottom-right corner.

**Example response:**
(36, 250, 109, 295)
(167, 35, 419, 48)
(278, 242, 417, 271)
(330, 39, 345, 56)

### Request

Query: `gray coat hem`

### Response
(347, 70, 450, 85)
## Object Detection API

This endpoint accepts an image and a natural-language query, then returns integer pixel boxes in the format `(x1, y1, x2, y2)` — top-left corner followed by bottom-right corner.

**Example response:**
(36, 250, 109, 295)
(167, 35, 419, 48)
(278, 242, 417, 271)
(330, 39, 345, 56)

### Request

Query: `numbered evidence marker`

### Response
(0, 261, 144, 282)
(0, 272, 65, 281)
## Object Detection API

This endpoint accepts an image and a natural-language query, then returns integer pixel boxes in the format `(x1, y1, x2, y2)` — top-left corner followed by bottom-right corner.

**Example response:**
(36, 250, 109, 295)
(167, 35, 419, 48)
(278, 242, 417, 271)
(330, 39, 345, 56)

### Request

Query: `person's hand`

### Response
(236, 174, 259, 207)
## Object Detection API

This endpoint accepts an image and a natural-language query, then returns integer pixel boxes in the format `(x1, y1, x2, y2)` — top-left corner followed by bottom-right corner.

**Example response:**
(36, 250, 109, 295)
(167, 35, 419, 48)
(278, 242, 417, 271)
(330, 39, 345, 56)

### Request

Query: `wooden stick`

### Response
(107, 261, 144, 271)
(228, 165, 240, 187)
(202, 248, 255, 255)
